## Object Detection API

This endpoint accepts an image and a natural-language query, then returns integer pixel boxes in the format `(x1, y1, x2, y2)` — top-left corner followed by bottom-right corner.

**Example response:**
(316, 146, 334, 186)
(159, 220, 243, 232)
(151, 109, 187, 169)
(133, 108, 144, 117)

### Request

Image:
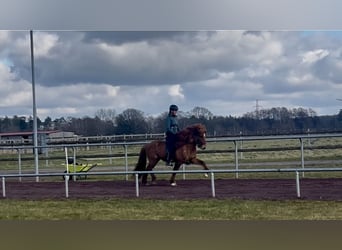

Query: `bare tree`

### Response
(189, 106, 214, 119)
(95, 108, 116, 124)
(115, 108, 148, 134)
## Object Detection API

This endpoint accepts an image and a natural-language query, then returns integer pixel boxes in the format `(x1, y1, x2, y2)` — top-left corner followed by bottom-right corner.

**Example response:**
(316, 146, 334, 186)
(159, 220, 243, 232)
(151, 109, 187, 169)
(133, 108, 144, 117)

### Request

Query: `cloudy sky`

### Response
(1, 1, 342, 119)
(1, 30, 342, 119)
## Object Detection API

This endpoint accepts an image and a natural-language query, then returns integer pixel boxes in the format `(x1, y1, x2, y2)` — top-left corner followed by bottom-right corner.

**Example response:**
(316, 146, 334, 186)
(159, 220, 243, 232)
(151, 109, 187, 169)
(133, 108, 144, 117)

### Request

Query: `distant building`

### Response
(0, 131, 77, 153)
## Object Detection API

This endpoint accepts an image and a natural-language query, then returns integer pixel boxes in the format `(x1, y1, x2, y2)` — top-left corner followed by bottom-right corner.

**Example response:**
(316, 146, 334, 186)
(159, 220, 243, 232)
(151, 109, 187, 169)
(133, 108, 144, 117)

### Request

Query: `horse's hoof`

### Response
(151, 181, 157, 185)
(204, 173, 209, 178)
(170, 182, 177, 187)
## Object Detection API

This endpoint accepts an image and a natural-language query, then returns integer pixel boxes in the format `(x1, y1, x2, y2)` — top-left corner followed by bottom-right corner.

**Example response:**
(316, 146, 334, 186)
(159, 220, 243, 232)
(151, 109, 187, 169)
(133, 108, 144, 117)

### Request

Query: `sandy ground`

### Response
(1, 177, 342, 200)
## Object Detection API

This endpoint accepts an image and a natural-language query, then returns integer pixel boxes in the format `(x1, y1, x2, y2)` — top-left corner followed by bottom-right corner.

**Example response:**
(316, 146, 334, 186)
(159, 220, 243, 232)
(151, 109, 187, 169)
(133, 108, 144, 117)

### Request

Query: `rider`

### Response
(165, 104, 180, 166)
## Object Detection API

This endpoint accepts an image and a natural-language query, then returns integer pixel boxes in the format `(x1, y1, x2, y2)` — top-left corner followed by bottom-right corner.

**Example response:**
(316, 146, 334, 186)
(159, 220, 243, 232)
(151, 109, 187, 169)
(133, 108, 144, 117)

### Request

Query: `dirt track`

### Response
(2, 177, 342, 200)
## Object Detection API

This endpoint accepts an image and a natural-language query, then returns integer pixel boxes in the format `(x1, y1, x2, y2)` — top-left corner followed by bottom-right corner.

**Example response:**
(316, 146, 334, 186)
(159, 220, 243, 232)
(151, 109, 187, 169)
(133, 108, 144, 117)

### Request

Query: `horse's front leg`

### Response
(191, 158, 209, 177)
(169, 162, 182, 186)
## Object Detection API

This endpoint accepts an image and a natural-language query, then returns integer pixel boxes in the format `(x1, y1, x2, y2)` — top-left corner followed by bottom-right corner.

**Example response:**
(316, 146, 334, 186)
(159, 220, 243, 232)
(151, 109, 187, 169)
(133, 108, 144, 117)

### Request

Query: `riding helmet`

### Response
(169, 104, 178, 111)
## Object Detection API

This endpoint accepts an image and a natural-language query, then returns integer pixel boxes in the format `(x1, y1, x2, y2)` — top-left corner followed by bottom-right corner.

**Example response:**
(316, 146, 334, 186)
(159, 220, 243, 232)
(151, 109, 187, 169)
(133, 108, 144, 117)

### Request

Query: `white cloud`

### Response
(0, 30, 10, 46)
(168, 84, 185, 99)
(2, 30, 342, 118)
(287, 73, 314, 85)
(301, 49, 329, 64)
(0, 61, 13, 81)
(0, 62, 32, 107)
(245, 67, 271, 78)
(33, 32, 59, 58)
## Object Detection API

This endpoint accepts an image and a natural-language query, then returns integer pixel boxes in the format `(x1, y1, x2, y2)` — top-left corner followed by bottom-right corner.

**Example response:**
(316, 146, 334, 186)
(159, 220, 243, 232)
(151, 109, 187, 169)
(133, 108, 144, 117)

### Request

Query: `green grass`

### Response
(1, 198, 342, 220)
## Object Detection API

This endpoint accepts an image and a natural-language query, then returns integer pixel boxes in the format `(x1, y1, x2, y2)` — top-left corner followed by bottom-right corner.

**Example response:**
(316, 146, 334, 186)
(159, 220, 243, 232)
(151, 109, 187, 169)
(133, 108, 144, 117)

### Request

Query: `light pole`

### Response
(30, 30, 39, 182)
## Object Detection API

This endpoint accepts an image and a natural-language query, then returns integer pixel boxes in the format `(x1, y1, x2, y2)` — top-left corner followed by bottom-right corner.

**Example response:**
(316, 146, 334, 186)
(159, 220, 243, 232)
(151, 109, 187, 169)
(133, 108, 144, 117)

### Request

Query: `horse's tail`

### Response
(134, 146, 147, 172)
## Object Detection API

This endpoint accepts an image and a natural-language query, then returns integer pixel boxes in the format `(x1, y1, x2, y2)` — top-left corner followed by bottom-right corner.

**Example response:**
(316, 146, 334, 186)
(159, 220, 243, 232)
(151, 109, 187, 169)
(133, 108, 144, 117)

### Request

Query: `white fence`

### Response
(2, 132, 342, 177)
(1, 132, 342, 199)
(2, 167, 342, 199)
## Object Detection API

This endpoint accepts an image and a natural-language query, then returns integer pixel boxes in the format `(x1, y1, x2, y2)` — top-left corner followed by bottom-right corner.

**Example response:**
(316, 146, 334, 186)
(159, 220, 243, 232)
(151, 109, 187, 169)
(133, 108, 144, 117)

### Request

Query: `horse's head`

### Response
(188, 124, 207, 150)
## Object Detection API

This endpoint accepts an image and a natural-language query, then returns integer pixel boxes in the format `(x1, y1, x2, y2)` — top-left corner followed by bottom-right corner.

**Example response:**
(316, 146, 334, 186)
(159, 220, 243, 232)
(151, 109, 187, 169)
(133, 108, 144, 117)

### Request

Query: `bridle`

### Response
(194, 132, 206, 149)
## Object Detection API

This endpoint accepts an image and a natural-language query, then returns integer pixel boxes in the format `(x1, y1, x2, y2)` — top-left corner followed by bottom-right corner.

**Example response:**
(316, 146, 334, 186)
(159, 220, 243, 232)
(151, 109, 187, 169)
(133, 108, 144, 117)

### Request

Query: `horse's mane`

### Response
(176, 123, 206, 145)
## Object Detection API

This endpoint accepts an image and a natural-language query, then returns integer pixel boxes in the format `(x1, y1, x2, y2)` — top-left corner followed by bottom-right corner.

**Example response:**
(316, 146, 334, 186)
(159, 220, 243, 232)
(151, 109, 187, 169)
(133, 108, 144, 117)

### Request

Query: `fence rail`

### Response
(1, 132, 342, 199)
(2, 167, 342, 199)
(0, 133, 166, 146)
(1, 132, 342, 175)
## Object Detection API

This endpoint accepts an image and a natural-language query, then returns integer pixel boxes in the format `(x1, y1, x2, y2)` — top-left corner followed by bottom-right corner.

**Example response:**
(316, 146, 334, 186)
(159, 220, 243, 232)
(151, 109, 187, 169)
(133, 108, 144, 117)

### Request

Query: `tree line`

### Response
(1, 106, 342, 137)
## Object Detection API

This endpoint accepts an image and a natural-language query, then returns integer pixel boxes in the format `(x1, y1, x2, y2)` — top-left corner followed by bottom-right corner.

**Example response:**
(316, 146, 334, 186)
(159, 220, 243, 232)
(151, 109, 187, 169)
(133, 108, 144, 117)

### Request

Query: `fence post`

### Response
(182, 164, 186, 180)
(300, 138, 305, 177)
(296, 171, 301, 198)
(65, 174, 69, 198)
(64, 147, 69, 173)
(135, 173, 139, 197)
(211, 172, 216, 198)
(72, 147, 77, 181)
(124, 144, 128, 181)
(234, 141, 239, 179)
(17, 149, 22, 182)
(108, 144, 113, 165)
(2, 177, 6, 198)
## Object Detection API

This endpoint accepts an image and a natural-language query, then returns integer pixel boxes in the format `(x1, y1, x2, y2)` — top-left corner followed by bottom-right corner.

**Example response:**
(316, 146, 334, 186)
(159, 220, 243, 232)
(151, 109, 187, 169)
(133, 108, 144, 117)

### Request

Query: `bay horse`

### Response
(134, 123, 209, 186)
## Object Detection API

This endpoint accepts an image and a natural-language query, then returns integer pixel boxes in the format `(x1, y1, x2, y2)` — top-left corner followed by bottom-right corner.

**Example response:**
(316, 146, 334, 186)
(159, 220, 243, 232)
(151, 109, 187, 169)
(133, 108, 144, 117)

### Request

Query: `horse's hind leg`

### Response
(146, 160, 158, 185)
